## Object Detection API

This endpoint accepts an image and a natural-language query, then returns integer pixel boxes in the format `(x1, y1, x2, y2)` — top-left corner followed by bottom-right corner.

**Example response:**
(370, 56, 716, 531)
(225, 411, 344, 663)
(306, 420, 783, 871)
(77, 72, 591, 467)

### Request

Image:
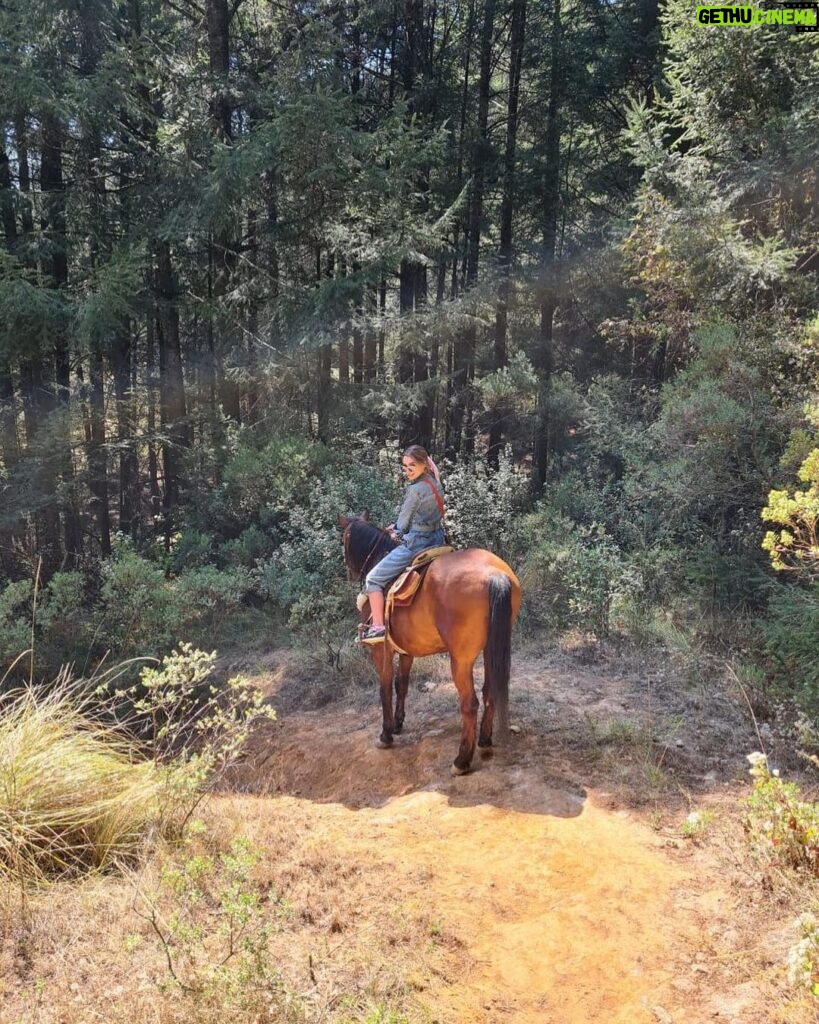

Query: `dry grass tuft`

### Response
(0, 683, 171, 883)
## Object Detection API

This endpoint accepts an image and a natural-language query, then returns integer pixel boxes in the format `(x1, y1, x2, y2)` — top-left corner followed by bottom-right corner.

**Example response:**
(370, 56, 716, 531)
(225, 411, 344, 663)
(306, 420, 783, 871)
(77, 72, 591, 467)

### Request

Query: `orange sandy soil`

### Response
(223, 644, 817, 1024)
(1, 644, 816, 1024)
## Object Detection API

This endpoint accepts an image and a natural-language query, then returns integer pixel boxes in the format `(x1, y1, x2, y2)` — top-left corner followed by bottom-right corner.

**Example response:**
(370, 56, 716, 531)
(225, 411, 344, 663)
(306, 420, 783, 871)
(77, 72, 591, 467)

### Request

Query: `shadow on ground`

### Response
(225, 706, 587, 818)
(221, 643, 759, 818)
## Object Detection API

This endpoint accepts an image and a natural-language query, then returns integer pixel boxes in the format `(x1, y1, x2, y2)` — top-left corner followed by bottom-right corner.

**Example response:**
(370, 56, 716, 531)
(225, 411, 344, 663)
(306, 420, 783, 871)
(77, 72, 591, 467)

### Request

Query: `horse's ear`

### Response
(361, 509, 370, 521)
(338, 514, 349, 530)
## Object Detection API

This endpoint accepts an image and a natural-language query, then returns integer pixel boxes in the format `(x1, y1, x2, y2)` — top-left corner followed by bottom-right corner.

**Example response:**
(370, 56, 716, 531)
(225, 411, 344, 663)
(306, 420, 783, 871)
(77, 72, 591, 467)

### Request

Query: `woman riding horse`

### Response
(340, 453, 522, 774)
(359, 445, 446, 645)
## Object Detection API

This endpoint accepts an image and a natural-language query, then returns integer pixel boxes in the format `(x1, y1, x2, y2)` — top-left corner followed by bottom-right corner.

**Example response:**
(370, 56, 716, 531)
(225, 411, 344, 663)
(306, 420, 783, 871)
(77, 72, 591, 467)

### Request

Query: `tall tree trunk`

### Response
(245, 207, 261, 423)
(364, 284, 377, 384)
(146, 313, 161, 533)
(111, 332, 139, 541)
(206, 0, 232, 141)
(0, 144, 17, 245)
(352, 260, 364, 386)
(489, 0, 527, 465)
(399, 0, 432, 448)
(449, 0, 495, 458)
(15, 113, 34, 235)
(88, 338, 111, 556)
(339, 255, 350, 385)
(0, 139, 19, 496)
(398, 260, 416, 448)
(533, 0, 561, 493)
(0, 174, 18, 573)
(206, 0, 241, 422)
(446, 51, 467, 457)
(156, 241, 189, 543)
(41, 112, 82, 565)
(316, 248, 332, 443)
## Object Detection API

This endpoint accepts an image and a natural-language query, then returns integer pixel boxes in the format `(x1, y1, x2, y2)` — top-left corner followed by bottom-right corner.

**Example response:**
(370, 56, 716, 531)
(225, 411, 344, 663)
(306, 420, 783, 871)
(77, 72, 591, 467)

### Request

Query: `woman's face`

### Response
(401, 456, 426, 482)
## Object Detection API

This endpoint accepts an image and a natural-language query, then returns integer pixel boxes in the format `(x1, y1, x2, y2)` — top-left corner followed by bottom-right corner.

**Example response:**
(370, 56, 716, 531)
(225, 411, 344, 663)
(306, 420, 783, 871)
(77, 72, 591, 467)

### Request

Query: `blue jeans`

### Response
(365, 527, 446, 593)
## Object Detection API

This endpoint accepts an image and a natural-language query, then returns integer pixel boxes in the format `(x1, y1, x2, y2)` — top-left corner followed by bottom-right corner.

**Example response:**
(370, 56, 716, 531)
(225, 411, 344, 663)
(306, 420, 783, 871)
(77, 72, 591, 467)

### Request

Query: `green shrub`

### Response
(443, 446, 529, 556)
(760, 582, 819, 714)
(2, 573, 97, 682)
(0, 579, 32, 670)
(100, 542, 179, 657)
(132, 831, 298, 1017)
(206, 434, 333, 537)
(219, 526, 273, 568)
(166, 529, 214, 573)
(176, 566, 254, 634)
(516, 510, 643, 637)
(256, 459, 399, 629)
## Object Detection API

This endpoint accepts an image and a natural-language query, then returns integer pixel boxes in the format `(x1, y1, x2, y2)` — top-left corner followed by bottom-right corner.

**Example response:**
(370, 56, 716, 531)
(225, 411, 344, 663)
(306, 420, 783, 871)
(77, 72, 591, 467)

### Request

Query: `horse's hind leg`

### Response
(478, 659, 494, 750)
(450, 655, 479, 775)
(393, 654, 413, 734)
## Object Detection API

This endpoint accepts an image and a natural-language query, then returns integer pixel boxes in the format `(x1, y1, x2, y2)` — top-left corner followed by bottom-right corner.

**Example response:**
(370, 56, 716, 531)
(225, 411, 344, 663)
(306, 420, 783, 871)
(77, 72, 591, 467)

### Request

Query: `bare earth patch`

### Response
(1, 643, 816, 1023)
(222, 642, 817, 1024)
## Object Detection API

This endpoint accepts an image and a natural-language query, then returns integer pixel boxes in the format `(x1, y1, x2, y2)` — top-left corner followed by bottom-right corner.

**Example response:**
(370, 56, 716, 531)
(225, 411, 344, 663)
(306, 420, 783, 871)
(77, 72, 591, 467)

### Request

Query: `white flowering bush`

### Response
(255, 460, 399, 629)
(113, 644, 276, 786)
(443, 446, 529, 556)
(787, 912, 819, 997)
(744, 752, 819, 877)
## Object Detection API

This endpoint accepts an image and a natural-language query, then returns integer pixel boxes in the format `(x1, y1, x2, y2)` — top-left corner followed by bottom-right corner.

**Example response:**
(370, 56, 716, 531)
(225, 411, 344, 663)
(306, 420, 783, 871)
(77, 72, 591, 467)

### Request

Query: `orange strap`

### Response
(420, 478, 445, 521)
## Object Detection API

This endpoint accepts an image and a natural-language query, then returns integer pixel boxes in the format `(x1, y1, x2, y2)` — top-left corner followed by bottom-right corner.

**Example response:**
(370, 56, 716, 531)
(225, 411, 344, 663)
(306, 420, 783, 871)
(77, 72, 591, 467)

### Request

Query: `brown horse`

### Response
(339, 513, 522, 775)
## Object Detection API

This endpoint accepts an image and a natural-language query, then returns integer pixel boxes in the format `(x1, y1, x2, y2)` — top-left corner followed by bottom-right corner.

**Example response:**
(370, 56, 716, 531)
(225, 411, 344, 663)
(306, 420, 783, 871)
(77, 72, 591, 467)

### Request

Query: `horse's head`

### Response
(338, 512, 397, 583)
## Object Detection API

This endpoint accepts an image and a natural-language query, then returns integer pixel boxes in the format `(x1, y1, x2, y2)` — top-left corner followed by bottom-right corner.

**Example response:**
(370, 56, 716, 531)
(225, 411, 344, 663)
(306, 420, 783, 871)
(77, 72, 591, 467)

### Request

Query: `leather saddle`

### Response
(388, 545, 454, 608)
(355, 546, 455, 652)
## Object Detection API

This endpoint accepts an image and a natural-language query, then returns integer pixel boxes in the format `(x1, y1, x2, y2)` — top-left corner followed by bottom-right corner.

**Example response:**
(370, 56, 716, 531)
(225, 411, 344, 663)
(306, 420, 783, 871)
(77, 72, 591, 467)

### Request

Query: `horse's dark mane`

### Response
(346, 518, 397, 580)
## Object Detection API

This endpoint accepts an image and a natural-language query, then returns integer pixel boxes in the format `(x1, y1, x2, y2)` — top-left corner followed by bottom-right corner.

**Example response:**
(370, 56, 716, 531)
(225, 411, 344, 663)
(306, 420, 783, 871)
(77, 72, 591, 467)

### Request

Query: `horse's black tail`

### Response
(485, 573, 513, 737)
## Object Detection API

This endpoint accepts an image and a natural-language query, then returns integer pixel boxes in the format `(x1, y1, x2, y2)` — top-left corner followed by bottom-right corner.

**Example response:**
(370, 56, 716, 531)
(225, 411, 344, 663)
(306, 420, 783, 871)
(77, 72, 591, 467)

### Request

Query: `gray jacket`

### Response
(395, 474, 444, 538)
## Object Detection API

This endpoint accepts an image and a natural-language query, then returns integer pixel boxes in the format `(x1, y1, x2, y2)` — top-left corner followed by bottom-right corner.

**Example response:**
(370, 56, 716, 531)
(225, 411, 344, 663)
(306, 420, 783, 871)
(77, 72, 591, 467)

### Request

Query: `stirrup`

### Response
(359, 625, 387, 645)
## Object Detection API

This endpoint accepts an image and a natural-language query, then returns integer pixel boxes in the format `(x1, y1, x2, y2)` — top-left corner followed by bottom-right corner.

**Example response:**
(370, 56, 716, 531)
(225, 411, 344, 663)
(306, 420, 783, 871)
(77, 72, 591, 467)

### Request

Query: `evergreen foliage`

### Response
(0, 0, 816, 712)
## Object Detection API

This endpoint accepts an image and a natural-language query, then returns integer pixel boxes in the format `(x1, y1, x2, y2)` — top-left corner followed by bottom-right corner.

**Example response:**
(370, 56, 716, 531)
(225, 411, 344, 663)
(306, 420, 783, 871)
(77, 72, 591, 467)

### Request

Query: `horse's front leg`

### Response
(374, 644, 396, 748)
(393, 654, 414, 734)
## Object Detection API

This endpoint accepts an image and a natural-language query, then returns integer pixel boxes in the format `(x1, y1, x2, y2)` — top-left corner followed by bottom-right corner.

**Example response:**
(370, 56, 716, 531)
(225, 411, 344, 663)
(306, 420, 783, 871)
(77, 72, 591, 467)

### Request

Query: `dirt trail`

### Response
(229, 647, 798, 1024)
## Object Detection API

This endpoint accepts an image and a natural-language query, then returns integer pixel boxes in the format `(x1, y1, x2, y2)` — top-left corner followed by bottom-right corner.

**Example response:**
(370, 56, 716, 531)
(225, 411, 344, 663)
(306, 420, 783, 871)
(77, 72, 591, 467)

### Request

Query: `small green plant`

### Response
(787, 911, 819, 997)
(113, 644, 276, 785)
(134, 834, 289, 1006)
(681, 809, 715, 841)
(744, 752, 819, 877)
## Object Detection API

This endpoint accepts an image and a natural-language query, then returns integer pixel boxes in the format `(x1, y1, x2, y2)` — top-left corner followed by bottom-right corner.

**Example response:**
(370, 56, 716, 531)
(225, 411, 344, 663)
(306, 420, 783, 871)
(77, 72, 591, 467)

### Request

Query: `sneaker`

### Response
(360, 625, 387, 645)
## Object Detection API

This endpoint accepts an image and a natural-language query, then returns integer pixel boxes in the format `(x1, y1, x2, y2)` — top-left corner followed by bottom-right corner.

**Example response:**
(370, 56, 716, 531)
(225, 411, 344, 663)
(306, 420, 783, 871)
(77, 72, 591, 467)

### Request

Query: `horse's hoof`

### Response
(479, 745, 494, 759)
(451, 762, 471, 777)
(393, 723, 404, 734)
(377, 738, 393, 749)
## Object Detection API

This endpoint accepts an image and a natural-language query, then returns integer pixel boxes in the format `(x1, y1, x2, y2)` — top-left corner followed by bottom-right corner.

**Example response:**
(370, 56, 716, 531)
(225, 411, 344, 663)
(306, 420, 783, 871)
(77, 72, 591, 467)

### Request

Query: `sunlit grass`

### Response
(0, 681, 171, 883)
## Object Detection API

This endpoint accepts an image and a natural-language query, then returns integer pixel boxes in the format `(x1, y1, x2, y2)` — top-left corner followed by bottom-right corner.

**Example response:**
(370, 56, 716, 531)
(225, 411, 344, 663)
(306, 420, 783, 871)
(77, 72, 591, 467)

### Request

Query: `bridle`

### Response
(343, 521, 394, 582)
